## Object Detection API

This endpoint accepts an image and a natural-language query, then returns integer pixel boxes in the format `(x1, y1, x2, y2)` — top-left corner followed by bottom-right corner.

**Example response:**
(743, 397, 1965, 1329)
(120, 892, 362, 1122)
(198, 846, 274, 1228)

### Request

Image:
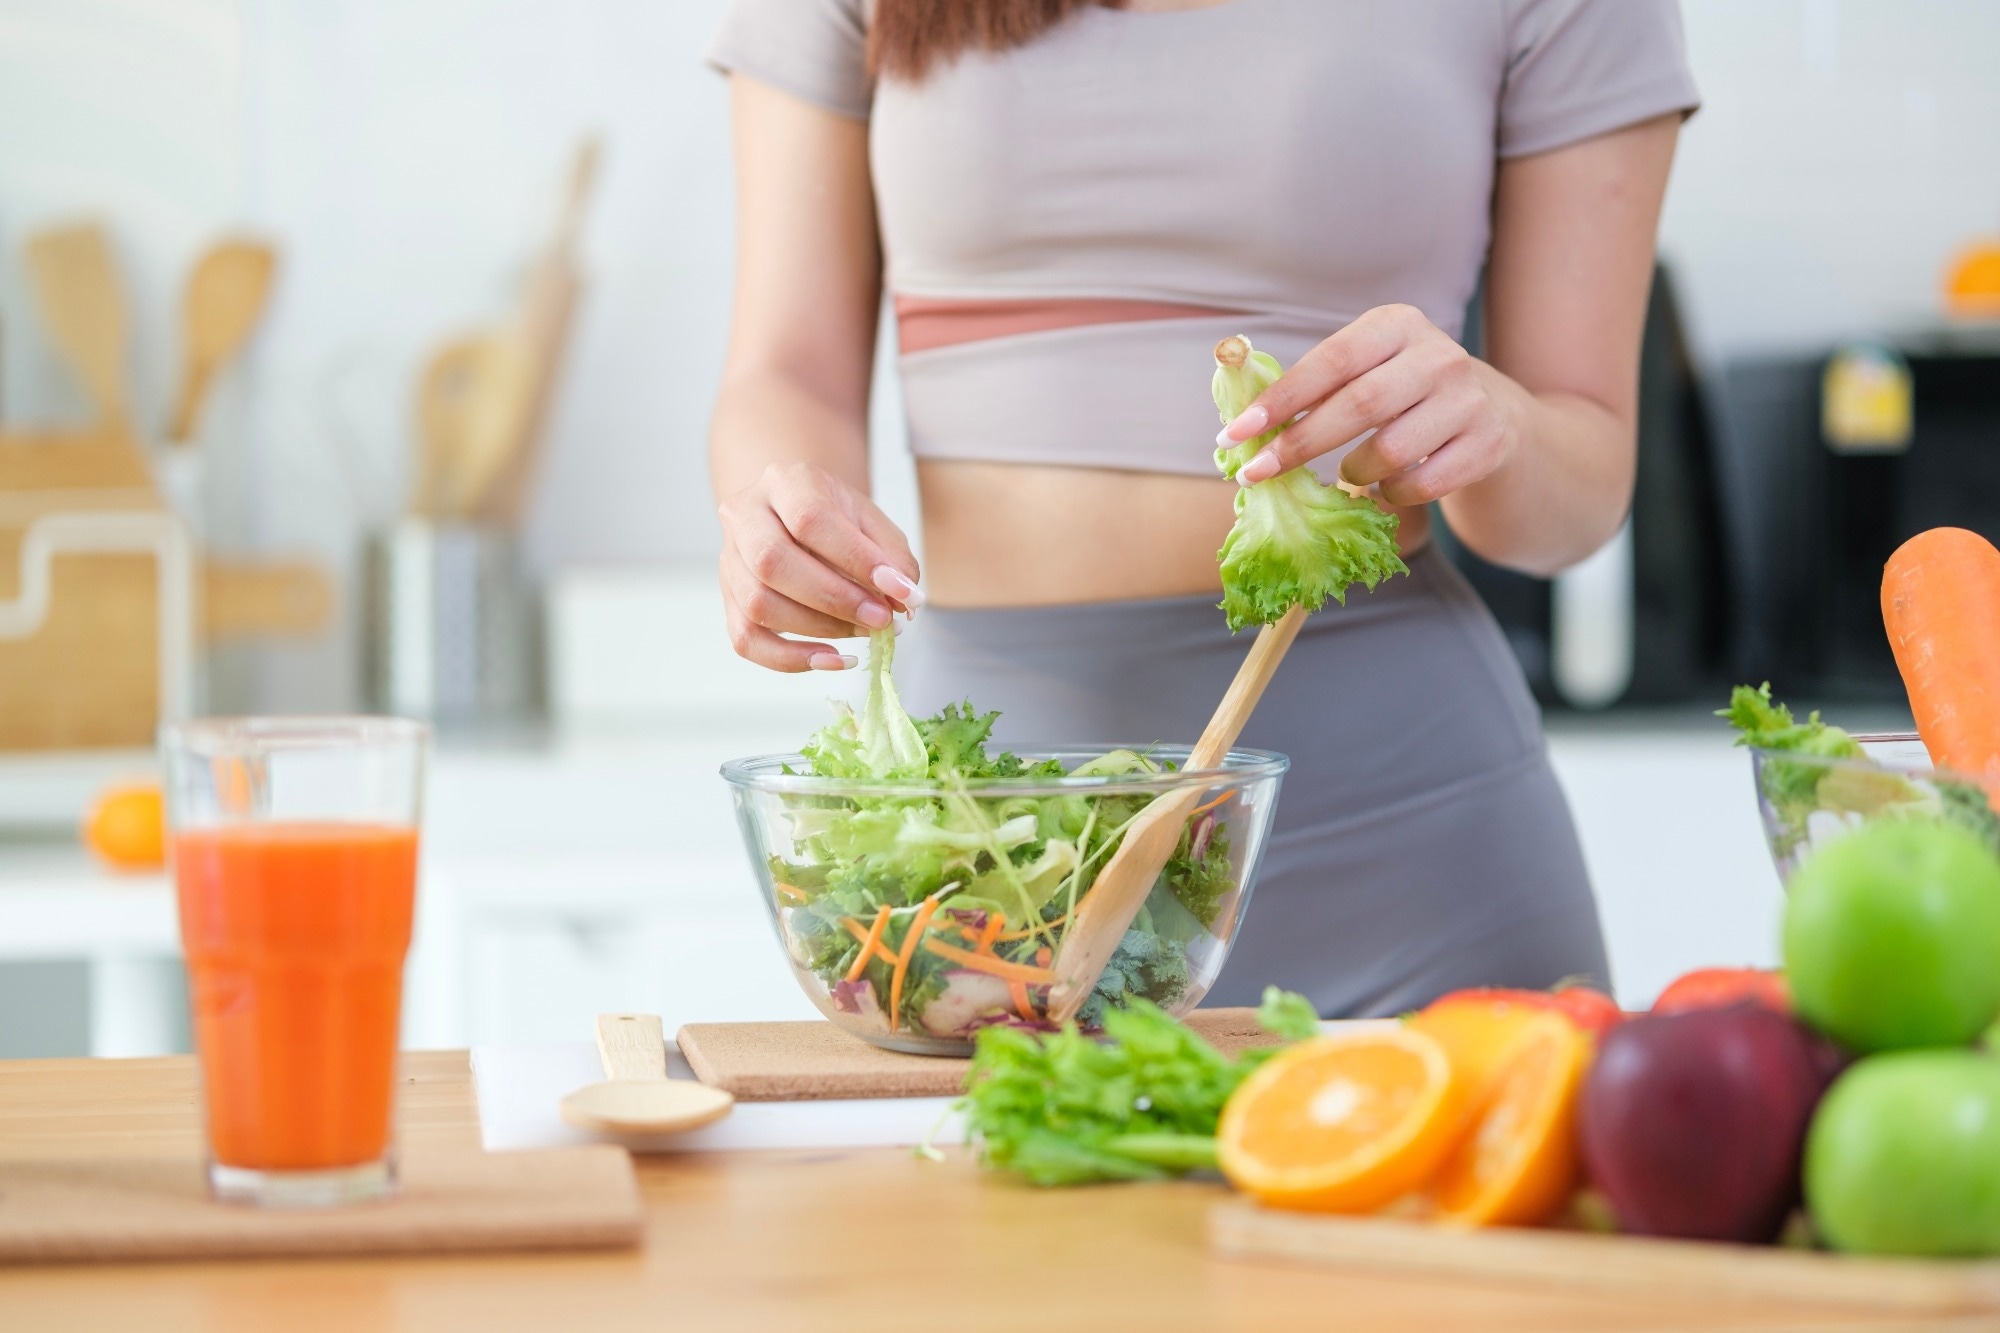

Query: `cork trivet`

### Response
(676, 1007, 1282, 1102)
(0, 1145, 643, 1264)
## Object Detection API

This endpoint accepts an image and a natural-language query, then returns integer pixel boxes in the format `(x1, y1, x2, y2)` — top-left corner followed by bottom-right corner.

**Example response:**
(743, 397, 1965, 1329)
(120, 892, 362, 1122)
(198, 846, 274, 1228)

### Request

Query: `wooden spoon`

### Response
(468, 136, 599, 526)
(559, 1013, 734, 1135)
(1046, 604, 1307, 1022)
(23, 222, 129, 431)
(168, 239, 277, 445)
(410, 333, 499, 518)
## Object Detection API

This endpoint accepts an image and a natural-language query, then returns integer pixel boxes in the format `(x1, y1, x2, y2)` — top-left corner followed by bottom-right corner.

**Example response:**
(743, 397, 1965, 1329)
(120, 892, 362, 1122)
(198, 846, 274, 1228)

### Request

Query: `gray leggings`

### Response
(897, 545, 1609, 1018)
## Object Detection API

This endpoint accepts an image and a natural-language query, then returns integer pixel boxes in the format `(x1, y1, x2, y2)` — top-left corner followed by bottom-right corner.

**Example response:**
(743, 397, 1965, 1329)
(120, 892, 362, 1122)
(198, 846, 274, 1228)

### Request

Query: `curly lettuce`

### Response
(1721, 682, 2000, 859)
(775, 633, 1239, 1036)
(802, 627, 926, 779)
(1210, 336, 1407, 632)
(958, 986, 1320, 1186)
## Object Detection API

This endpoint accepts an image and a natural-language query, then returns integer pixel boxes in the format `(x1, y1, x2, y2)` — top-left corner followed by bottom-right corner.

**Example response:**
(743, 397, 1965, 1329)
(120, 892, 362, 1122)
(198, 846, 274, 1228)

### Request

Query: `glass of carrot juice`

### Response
(162, 716, 428, 1207)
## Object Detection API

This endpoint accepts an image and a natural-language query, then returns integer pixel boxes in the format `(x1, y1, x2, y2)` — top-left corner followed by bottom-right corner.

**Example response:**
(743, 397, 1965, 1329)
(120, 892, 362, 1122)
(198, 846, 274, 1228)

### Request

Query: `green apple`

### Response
(1784, 820, 2000, 1051)
(1806, 1050, 2000, 1256)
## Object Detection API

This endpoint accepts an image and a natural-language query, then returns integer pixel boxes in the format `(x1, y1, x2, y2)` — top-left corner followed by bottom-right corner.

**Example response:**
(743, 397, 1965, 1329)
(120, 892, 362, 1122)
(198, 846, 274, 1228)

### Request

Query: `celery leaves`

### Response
(959, 987, 1317, 1186)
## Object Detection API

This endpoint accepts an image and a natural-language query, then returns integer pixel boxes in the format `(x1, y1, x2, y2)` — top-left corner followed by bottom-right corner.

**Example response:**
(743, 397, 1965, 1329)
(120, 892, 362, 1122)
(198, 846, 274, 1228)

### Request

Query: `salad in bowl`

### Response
(722, 631, 1287, 1055)
(1724, 683, 2000, 884)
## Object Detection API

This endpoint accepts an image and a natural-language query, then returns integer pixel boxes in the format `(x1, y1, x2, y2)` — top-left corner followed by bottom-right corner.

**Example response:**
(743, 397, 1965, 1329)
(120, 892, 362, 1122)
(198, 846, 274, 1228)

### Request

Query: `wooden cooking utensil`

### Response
(470, 137, 599, 526)
(410, 333, 497, 517)
(1046, 605, 1307, 1022)
(408, 331, 537, 520)
(560, 1013, 734, 1135)
(23, 223, 129, 430)
(405, 139, 597, 522)
(167, 239, 277, 445)
(202, 559, 335, 641)
(0, 425, 156, 494)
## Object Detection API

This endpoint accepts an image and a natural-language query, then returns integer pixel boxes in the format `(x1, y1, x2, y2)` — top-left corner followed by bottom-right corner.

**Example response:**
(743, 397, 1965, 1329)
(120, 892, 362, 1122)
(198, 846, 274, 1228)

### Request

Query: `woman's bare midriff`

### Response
(916, 459, 1432, 608)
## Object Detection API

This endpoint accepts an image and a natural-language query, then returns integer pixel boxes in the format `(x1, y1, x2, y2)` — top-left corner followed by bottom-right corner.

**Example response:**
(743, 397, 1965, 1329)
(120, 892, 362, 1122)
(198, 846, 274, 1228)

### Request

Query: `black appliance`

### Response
(1439, 263, 1735, 708)
(1713, 337, 2000, 700)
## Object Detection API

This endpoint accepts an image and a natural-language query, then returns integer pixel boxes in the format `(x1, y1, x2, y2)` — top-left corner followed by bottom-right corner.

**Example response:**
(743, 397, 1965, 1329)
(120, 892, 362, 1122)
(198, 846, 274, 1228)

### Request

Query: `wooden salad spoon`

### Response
(1045, 603, 1307, 1022)
(560, 1013, 734, 1135)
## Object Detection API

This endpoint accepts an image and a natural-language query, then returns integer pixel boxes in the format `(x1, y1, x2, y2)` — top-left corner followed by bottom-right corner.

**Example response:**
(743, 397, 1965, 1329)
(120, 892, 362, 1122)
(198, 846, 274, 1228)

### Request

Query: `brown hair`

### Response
(867, 0, 1123, 81)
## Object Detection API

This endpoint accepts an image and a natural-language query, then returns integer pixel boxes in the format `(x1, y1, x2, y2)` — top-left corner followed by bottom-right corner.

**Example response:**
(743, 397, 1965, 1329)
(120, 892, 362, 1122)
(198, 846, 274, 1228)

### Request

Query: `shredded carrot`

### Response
(1188, 791, 1231, 819)
(994, 912, 1066, 942)
(1007, 979, 1036, 1022)
(775, 882, 809, 903)
(1034, 946, 1052, 967)
(841, 915, 902, 970)
(844, 906, 892, 983)
(975, 913, 1006, 953)
(922, 937, 1058, 986)
(889, 895, 942, 1032)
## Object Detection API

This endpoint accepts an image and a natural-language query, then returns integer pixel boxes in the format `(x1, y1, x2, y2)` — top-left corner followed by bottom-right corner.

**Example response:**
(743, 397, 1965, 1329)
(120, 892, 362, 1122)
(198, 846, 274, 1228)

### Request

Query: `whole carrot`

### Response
(1882, 527, 2000, 784)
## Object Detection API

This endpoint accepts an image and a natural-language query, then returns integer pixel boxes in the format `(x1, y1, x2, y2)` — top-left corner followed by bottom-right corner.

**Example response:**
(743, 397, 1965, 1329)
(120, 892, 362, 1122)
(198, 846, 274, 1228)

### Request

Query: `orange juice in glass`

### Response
(163, 717, 427, 1207)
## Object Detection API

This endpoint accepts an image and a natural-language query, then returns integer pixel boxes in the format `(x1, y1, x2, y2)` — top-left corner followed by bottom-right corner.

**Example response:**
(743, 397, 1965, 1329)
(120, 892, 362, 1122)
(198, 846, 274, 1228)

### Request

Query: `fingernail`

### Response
(872, 565, 925, 608)
(809, 652, 858, 671)
(855, 600, 892, 629)
(1237, 453, 1280, 487)
(1222, 404, 1269, 442)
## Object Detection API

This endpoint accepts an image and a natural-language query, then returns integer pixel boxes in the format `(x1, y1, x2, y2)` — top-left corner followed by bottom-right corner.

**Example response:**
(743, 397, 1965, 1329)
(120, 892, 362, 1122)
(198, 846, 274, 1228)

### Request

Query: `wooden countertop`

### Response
(0, 1053, 1949, 1331)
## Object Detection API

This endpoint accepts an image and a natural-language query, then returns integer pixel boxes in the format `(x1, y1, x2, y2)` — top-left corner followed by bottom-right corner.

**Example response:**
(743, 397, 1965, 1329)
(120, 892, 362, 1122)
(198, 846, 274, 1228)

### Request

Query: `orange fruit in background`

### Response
(1651, 966, 1790, 1016)
(1945, 242, 2000, 318)
(1421, 984, 1624, 1039)
(1218, 1028, 1464, 1213)
(1409, 994, 1548, 1101)
(1546, 984, 1624, 1037)
(83, 782, 166, 872)
(1429, 1012, 1589, 1227)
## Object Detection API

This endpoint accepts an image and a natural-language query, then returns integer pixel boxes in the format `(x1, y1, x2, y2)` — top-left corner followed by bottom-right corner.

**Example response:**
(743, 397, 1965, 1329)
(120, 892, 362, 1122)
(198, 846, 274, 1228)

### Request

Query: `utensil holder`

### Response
(364, 519, 540, 724)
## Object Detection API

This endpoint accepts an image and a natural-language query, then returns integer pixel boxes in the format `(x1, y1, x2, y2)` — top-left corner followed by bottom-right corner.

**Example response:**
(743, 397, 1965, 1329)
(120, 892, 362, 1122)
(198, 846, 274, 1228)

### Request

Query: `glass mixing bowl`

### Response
(721, 745, 1289, 1055)
(1748, 732, 2000, 885)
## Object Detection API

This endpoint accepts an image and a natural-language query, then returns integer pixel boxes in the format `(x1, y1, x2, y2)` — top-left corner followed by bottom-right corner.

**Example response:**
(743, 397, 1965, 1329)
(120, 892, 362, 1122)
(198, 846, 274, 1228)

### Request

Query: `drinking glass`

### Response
(162, 716, 428, 1207)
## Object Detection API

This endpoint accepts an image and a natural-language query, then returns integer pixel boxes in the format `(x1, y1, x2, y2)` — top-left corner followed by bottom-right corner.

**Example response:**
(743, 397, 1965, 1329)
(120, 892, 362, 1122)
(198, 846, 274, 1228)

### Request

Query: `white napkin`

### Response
(468, 1042, 963, 1154)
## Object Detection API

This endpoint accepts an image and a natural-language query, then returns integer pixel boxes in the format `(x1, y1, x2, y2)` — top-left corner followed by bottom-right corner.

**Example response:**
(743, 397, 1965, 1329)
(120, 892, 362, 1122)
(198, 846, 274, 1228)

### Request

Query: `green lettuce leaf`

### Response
(1719, 682, 2000, 860)
(1210, 336, 1408, 633)
(1255, 985, 1323, 1042)
(1718, 681, 1864, 764)
(786, 640, 1248, 1034)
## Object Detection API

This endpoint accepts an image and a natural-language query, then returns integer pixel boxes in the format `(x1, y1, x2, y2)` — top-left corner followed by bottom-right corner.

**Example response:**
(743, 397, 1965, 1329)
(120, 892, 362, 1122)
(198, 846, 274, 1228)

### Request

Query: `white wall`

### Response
(1662, 0, 2000, 359)
(3, 0, 1998, 709)
(0, 0, 246, 429)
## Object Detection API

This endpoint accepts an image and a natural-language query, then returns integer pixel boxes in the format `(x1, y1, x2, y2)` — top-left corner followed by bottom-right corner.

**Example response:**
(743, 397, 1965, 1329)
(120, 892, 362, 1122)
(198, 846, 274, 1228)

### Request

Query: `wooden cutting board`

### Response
(0, 1145, 642, 1264)
(677, 1007, 1283, 1102)
(1209, 1202, 2000, 1315)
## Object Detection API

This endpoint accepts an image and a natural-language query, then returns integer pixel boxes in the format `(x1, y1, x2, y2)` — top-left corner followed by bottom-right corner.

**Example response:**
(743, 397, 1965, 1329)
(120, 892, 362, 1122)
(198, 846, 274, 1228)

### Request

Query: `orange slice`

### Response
(1407, 994, 1547, 1102)
(1429, 1011, 1588, 1227)
(1218, 1028, 1463, 1213)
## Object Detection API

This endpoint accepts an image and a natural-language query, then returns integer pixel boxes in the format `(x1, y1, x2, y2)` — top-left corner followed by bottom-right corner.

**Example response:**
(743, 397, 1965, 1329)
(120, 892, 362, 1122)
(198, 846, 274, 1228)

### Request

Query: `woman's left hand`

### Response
(1218, 303, 1523, 506)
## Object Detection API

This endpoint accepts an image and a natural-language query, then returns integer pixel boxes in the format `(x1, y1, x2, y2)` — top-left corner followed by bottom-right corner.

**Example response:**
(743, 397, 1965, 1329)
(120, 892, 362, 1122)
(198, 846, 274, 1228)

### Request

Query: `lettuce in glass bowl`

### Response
(1725, 683, 2000, 884)
(721, 729, 1287, 1056)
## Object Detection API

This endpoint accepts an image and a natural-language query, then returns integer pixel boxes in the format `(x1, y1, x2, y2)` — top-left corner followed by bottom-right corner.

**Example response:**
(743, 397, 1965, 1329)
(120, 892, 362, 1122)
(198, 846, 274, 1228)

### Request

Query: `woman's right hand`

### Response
(717, 460, 924, 673)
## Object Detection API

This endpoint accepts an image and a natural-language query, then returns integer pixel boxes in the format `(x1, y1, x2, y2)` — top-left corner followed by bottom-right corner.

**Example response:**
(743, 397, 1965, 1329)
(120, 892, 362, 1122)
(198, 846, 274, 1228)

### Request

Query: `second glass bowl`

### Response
(1749, 732, 2000, 885)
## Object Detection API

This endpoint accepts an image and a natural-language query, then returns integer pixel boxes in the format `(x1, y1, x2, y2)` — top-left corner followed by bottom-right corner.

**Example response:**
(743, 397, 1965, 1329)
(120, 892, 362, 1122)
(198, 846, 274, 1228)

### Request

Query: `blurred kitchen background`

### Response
(2, 0, 1997, 1057)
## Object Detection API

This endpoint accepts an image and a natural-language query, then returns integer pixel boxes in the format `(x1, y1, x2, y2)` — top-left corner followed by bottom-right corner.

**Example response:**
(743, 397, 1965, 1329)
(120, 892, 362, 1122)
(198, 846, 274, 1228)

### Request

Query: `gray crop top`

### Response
(709, 0, 1700, 478)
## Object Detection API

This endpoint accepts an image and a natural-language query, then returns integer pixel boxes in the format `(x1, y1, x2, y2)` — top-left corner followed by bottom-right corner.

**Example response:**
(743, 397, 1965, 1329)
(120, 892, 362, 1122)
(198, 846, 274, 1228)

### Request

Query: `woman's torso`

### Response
(873, 0, 1506, 603)
(710, 0, 1697, 605)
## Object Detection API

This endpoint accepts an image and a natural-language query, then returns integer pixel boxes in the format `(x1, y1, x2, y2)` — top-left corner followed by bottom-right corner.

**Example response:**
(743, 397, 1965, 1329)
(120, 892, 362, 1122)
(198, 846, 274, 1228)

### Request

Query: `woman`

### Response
(706, 0, 1696, 1015)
